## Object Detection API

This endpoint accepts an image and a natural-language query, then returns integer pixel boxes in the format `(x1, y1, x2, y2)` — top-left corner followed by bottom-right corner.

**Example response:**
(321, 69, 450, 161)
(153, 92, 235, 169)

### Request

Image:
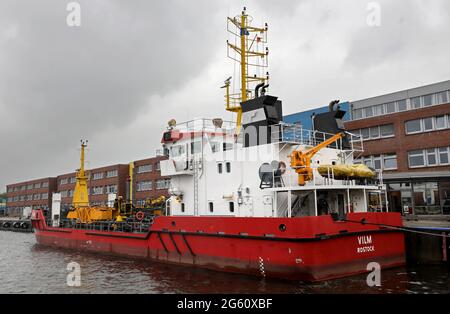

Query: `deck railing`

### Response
(264, 165, 384, 190)
(270, 123, 363, 153)
(44, 218, 151, 233)
(171, 118, 236, 134)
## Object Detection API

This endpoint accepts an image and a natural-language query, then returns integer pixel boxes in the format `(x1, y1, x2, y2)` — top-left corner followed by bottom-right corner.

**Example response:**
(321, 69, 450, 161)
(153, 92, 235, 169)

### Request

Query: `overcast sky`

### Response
(1, 0, 450, 192)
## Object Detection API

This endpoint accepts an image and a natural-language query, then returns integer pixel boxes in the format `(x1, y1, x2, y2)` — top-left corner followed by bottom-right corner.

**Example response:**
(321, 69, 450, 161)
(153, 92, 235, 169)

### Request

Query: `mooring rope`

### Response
(343, 219, 450, 238)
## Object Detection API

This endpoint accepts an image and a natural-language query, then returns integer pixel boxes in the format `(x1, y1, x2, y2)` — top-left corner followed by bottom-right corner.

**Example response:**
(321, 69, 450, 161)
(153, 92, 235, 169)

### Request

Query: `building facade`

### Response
(57, 164, 129, 211)
(5, 177, 57, 216)
(0, 194, 6, 215)
(6, 156, 169, 216)
(345, 80, 450, 216)
(133, 156, 170, 207)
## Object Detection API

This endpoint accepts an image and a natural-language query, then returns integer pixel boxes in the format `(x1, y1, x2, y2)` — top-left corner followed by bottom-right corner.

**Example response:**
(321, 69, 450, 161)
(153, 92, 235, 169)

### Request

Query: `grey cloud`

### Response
(0, 0, 226, 189)
(344, 0, 450, 71)
(1, 0, 450, 192)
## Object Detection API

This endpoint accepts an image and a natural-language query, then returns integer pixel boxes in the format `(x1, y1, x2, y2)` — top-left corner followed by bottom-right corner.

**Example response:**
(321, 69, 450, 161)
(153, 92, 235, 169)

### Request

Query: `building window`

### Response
(209, 202, 214, 213)
(423, 117, 434, 131)
(413, 182, 440, 215)
(439, 147, 449, 164)
(364, 107, 373, 118)
(369, 126, 380, 139)
(411, 97, 421, 109)
(383, 154, 398, 170)
(380, 124, 394, 137)
(229, 202, 235, 213)
(106, 170, 118, 178)
(137, 164, 152, 173)
(92, 186, 103, 195)
(137, 181, 152, 192)
(353, 109, 363, 120)
(106, 185, 118, 194)
(361, 128, 370, 140)
(92, 172, 104, 180)
(60, 178, 68, 185)
(373, 155, 382, 170)
(405, 119, 422, 134)
(364, 157, 373, 169)
(156, 179, 170, 190)
(355, 124, 395, 141)
(408, 150, 425, 168)
(422, 94, 434, 107)
(373, 105, 385, 116)
(217, 163, 223, 174)
(437, 91, 448, 104)
(385, 102, 396, 113)
(436, 116, 447, 129)
(397, 99, 407, 111)
(426, 148, 438, 166)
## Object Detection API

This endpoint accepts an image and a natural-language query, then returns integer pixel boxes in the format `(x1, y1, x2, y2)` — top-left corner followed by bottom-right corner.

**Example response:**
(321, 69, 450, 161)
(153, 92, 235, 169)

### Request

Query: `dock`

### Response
(403, 216, 450, 264)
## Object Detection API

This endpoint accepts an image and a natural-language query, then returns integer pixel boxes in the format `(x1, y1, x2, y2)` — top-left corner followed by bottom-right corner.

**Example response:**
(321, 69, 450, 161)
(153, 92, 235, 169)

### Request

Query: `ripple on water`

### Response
(0, 231, 449, 294)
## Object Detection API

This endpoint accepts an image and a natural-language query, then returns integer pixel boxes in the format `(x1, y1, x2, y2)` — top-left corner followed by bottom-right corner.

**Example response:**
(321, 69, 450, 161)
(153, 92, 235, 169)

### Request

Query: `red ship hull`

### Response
(31, 210, 405, 281)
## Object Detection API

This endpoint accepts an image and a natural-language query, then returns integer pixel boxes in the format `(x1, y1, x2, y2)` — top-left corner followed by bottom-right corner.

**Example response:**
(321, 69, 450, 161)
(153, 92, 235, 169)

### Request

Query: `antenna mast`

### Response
(224, 7, 269, 132)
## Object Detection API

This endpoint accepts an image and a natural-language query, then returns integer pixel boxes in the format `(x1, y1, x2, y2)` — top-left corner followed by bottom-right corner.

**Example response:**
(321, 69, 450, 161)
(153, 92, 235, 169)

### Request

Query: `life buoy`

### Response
(135, 211, 145, 221)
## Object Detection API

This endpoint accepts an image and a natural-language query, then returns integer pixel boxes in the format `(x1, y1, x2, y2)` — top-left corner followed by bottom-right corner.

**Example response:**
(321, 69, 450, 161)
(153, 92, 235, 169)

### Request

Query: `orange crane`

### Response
(289, 132, 346, 186)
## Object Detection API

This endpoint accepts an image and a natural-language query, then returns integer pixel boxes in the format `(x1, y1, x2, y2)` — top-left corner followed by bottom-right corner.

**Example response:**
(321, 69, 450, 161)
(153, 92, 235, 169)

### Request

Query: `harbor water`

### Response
(0, 231, 449, 294)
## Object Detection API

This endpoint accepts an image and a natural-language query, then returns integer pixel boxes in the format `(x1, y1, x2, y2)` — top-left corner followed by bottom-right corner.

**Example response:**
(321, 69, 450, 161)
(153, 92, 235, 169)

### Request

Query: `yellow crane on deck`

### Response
(289, 132, 346, 186)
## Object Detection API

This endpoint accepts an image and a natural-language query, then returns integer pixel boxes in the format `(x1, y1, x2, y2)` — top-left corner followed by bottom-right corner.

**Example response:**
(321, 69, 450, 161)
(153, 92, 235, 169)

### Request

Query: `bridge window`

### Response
(209, 202, 214, 213)
(229, 202, 234, 213)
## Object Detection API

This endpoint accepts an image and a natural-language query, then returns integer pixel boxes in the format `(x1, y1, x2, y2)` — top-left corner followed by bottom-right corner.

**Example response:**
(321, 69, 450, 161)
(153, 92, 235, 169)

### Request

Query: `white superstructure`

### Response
(161, 117, 388, 218)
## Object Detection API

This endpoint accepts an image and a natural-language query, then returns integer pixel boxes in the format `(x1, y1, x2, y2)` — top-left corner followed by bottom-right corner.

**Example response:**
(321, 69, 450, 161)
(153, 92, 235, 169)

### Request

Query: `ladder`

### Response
(193, 157, 199, 216)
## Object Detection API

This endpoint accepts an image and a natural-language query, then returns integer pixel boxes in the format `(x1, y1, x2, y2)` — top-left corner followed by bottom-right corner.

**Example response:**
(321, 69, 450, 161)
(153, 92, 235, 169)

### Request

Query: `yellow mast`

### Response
(225, 7, 269, 133)
(240, 11, 248, 104)
(128, 162, 134, 204)
(72, 140, 89, 207)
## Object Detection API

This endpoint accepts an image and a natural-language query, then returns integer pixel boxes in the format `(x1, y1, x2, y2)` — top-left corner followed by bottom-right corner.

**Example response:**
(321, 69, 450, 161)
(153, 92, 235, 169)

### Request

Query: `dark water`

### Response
(0, 231, 449, 294)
